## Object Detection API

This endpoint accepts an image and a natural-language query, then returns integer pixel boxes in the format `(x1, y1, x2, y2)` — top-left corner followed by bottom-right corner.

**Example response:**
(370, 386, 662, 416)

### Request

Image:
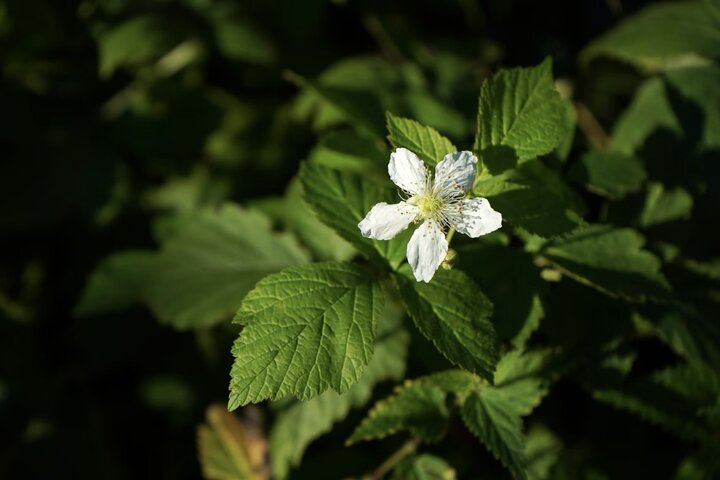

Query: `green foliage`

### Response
(146, 205, 310, 329)
(582, 0, 720, 70)
(393, 266, 498, 382)
(229, 262, 384, 407)
(532, 226, 670, 301)
(386, 112, 456, 166)
(474, 58, 568, 174)
(569, 151, 646, 199)
(269, 302, 409, 479)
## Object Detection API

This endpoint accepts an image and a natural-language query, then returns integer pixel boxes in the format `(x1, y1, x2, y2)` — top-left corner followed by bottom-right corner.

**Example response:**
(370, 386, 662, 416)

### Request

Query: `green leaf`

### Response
(393, 265, 498, 382)
(386, 112, 457, 166)
(253, 178, 355, 262)
(346, 380, 450, 444)
(458, 245, 547, 347)
(392, 454, 457, 480)
(269, 302, 409, 479)
(474, 58, 567, 174)
(75, 250, 154, 316)
(524, 425, 562, 480)
(197, 405, 265, 480)
(640, 182, 693, 227)
(97, 14, 181, 77)
(492, 350, 552, 417)
(307, 129, 387, 175)
(568, 151, 646, 199)
(208, 4, 275, 65)
(299, 163, 410, 269)
(581, 0, 720, 70)
(461, 390, 527, 480)
(534, 225, 670, 301)
(229, 262, 383, 408)
(473, 159, 585, 238)
(146, 205, 310, 329)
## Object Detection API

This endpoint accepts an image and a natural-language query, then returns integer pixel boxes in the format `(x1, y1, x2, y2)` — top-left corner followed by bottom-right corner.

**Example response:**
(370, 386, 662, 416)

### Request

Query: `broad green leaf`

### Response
(401, 91, 470, 138)
(197, 405, 266, 480)
(534, 225, 670, 301)
(386, 112, 457, 166)
(474, 58, 567, 173)
(493, 350, 552, 417)
(97, 14, 181, 76)
(269, 302, 409, 479)
(253, 178, 355, 262)
(299, 163, 410, 269)
(146, 205, 310, 329)
(568, 151, 646, 199)
(393, 265, 498, 382)
(392, 454, 457, 480)
(75, 250, 153, 316)
(473, 159, 585, 238)
(459, 245, 547, 347)
(461, 390, 527, 480)
(612, 65, 720, 153)
(581, 0, 720, 70)
(346, 380, 450, 444)
(229, 262, 383, 407)
(640, 182, 693, 227)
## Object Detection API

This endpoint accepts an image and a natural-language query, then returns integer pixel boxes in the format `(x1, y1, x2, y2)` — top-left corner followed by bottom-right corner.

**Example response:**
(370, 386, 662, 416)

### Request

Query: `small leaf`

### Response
(393, 266, 498, 382)
(299, 163, 410, 269)
(461, 390, 527, 480)
(640, 182, 693, 227)
(568, 151, 646, 199)
(534, 225, 671, 301)
(346, 380, 450, 444)
(392, 454, 457, 480)
(146, 205, 310, 329)
(197, 405, 268, 480)
(474, 58, 567, 173)
(229, 262, 383, 407)
(269, 302, 409, 479)
(386, 112, 457, 166)
(75, 250, 154, 316)
(581, 0, 720, 70)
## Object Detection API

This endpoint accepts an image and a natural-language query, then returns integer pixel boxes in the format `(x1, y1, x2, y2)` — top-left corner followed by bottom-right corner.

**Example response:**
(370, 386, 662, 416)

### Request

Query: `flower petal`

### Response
(389, 148, 429, 195)
(406, 219, 448, 282)
(446, 197, 502, 238)
(433, 151, 478, 196)
(358, 202, 419, 240)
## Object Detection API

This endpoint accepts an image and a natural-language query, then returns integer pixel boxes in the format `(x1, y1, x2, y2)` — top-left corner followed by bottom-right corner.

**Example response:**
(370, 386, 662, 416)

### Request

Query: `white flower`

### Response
(358, 147, 502, 282)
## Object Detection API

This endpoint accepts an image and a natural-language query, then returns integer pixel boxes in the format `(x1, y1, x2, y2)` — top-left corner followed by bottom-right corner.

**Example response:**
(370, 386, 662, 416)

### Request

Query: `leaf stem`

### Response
(368, 437, 420, 480)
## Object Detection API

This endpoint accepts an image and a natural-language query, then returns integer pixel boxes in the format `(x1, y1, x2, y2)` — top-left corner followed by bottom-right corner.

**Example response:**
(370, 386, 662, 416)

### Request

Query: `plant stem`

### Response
(446, 227, 456, 245)
(368, 437, 420, 480)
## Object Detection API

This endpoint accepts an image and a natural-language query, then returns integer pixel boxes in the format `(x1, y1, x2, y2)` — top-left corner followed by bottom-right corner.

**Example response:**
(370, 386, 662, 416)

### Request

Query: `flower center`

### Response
(410, 192, 444, 220)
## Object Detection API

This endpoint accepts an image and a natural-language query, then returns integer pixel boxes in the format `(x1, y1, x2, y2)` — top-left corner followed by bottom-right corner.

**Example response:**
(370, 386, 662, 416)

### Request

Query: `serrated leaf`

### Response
(75, 250, 154, 316)
(461, 390, 527, 480)
(493, 350, 552, 417)
(229, 262, 383, 408)
(392, 454, 457, 480)
(474, 58, 567, 174)
(269, 302, 409, 479)
(568, 151, 646, 199)
(473, 159, 585, 238)
(386, 112, 456, 166)
(346, 380, 450, 444)
(593, 379, 712, 442)
(197, 405, 267, 480)
(393, 265, 498, 382)
(146, 205, 310, 329)
(299, 163, 410, 269)
(535, 225, 670, 301)
(581, 0, 720, 70)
